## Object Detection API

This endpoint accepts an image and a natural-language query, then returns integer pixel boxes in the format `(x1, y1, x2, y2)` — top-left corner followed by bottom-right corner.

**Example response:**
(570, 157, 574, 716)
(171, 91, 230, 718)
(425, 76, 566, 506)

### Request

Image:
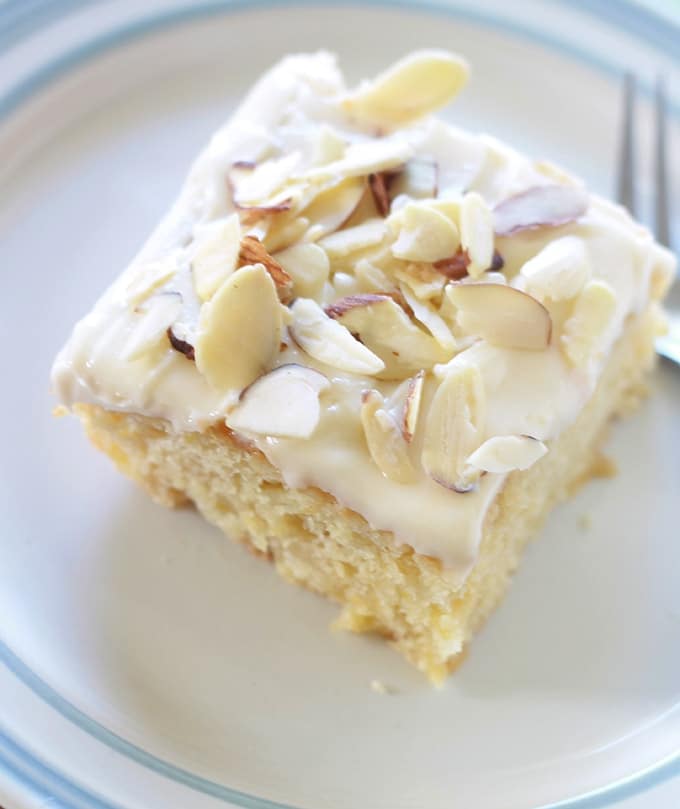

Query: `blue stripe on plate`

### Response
(0, 2, 678, 808)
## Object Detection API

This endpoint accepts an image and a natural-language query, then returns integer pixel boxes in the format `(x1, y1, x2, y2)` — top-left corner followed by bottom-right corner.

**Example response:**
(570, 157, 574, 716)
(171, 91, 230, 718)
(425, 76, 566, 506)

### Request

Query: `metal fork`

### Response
(617, 73, 680, 365)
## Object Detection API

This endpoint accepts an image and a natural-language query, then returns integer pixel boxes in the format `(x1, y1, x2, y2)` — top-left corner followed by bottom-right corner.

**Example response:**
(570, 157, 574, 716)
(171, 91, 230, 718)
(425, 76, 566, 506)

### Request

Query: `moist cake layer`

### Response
(52, 51, 675, 582)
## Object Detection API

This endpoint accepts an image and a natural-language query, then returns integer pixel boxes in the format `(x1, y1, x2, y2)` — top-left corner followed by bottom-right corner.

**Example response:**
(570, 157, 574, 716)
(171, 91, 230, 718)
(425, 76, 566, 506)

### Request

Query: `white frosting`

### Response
(52, 52, 675, 581)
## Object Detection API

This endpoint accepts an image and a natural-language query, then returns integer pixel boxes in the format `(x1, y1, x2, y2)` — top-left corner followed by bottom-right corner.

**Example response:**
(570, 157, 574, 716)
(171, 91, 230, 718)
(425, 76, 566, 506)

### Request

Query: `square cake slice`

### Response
(52, 51, 675, 682)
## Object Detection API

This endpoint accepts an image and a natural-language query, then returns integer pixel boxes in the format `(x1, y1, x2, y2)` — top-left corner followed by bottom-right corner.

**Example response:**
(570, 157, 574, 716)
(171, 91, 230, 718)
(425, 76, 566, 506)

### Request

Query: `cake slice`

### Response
(52, 51, 675, 683)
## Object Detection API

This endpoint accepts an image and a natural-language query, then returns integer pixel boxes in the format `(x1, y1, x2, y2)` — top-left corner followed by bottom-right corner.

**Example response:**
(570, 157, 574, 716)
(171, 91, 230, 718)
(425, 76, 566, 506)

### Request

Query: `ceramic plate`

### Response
(0, 2, 679, 807)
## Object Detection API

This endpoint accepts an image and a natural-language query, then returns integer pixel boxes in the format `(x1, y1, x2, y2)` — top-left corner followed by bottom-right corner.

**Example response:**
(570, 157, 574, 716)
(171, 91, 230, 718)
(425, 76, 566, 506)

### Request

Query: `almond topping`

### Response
(191, 214, 241, 302)
(124, 257, 177, 305)
(459, 192, 495, 278)
(402, 370, 425, 443)
(226, 364, 329, 439)
(446, 283, 552, 350)
(493, 185, 589, 236)
(318, 219, 386, 258)
(123, 293, 182, 361)
(389, 159, 438, 201)
(465, 435, 547, 474)
(361, 390, 416, 483)
(433, 248, 470, 280)
(303, 177, 367, 240)
(560, 280, 617, 366)
(422, 365, 486, 492)
(274, 242, 330, 299)
(519, 235, 591, 301)
(400, 284, 457, 351)
(391, 201, 460, 263)
(290, 298, 385, 375)
(368, 172, 393, 217)
(239, 236, 293, 303)
(327, 294, 452, 379)
(194, 264, 281, 393)
(341, 50, 469, 128)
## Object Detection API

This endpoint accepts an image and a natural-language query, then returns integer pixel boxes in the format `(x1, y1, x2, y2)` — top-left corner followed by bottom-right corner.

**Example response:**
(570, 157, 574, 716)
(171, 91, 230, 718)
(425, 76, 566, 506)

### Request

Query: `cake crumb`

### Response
(370, 679, 393, 695)
(578, 513, 592, 532)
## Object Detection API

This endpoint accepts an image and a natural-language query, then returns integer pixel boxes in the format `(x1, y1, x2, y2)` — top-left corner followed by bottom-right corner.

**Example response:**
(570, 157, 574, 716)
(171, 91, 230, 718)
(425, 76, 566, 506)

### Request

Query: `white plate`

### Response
(0, 2, 679, 808)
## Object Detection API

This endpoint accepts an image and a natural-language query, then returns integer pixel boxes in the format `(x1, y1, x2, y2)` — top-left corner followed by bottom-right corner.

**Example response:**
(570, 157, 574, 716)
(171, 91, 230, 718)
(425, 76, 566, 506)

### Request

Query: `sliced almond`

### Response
(400, 284, 456, 351)
(263, 214, 310, 254)
(459, 192, 494, 279)
(327, 294, 452, 378)
(274, 242, 330, 299)
(124, 257, 177, 305)
(238, 236, 293, 303)
(389, 159, 438, 201)
(311, 125, 346, 166)
(446, 283, 552, 350)
(302, 177, 366, 241)
(465, 435, 547, 474)
(561, 280, 617, 366)
(401, 370, 425, 443)
(433, 249, 470, 280)
(354, 258, 396, 294)
(361, 390, 416, 483)
(318, 219, 386, 258)
(368, 172, 393, 217)
(195, 264, 281, 393)
(493, 185, 589, 236)
(190, 214, 241, 302)
(341, 50, 469, 128)
(391, 201, 460, 263)
(421, 365, 486, 492)
(519, 235, 591, 301)
(649, 247, 676, 301)
(289, 298, 385, 375)
(232, 151, 301, 205)
(226, 364, 329, 439)
(123, 292, 182, 361)
(395, 265, 446, 300)
(303, 137, 413, 182)
(235, 195, 295, 226)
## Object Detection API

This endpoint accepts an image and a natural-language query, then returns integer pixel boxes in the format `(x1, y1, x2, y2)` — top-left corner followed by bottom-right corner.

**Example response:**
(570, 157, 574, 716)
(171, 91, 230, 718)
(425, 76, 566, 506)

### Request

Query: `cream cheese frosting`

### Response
(52, 51, 675, 581)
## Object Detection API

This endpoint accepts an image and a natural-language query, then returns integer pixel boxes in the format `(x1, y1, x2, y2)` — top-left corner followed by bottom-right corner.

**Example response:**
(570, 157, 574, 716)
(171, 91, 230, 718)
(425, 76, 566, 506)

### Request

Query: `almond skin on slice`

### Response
(326, 294, 453, 379)
(239, 236, 293, 303)
(194, 263, 282, 393)
(401, 370, 425, 443)
(361, 389, 416, 483)
(493, 185, 589, 236)
(341, 50, 470, 128)
(446, 283, 552, 350)
(289, 298, 385, 375)
(226, 364, 330, 439)
(421, 364, 486, 492)
(465, 435, 547, 474)
(191, 214, 241, 302)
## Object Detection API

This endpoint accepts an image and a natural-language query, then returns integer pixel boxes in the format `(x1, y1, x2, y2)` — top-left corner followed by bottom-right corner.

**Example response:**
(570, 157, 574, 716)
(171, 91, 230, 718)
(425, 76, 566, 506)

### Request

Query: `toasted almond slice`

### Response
(195, 264, 282, 393)
(303, 137, 413, 182)
(290, 298, 385, 375)
(235, 195, 295, 226)
(389, 159, 438, 201)
(123, 292, 183, 361)
(402, 370, 425, 443)
(238, 236, 293, 303)
(391, 201, 460, 263)
(274, 242, 330, 299)
(519, 235, 591, 301)
(124, 257, 178, 305)
(226, 364, 329, 439)
(459, 192, 494, 278)
(361, 390, 416, 483)
(327, 294, 452, 378)
(465, 435, 547, 473)
(493, 185, 589, 236)
(342, 50, 469, 127)
(190, 214, 241, 302)
(232, 151, 301, 205)
(368, 172, 392, 217)
(446, 283, 552, 350)
(400, 284, 457, 351)
(318, 219, 386, 258)
(561, 280, 617, 366)
(421, 365, 485, 492)
(302, 177, 366, 240)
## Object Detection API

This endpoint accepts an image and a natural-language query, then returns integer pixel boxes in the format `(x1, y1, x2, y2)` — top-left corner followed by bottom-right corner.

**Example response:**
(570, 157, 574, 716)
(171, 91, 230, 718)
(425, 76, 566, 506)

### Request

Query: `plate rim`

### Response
(1, 1, 679, 808)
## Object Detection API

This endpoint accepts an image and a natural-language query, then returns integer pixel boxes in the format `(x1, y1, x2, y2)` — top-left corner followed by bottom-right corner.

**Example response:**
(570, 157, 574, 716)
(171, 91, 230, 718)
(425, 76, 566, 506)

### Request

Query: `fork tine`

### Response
(654, 76, 671, 247)
(617, 73, 637, 216)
